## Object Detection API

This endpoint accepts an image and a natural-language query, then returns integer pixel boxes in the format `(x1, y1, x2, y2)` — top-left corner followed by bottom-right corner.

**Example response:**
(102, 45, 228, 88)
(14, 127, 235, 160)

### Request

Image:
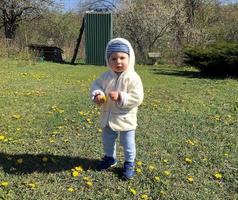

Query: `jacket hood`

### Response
(105, 38, 135, 73)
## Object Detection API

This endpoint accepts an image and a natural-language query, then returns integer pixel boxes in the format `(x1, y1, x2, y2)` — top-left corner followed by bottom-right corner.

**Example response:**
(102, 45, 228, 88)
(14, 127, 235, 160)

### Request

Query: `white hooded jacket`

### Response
(91, 38, 144, 131)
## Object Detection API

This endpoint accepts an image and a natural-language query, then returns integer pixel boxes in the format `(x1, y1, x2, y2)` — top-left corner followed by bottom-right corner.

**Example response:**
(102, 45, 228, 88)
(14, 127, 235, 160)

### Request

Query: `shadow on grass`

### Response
(60, 61, 87, 66)
(0, 152, 101, 174)
(151, 68, 238, 79)
(0, 153, 125, 179)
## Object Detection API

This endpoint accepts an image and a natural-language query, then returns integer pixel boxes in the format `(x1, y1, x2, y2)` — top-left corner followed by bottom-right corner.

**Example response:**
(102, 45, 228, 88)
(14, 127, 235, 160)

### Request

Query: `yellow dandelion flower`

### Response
(12, 114, 21, 120)
(185, 157, 192, 164)
(214, 172, 223, 180)
(149, 165, 156, 171)
(42, 157, 48, 162)
(214, 115, 220, 121)
(163, 159, 169, 163)
(52, 131, 59, 134)
(99, 95, 107, 103)
(75, 165, 83, 172)
(202, 157, 207, 161)
(68, 187, 75, 192)
(1, 182, 9, 187)
(129, 188, 137, 195)
(17, 158, 23, 164)
(79, 111, 84, 115)
(86, 181, 93, 187)
(72, 171, 79, 177)
(141, 194, 148, 199)
(187, 176, 194, 183)
(186, 139, 195, 146)
(160, 190, 166, 196)
(28, 183, 36, 189)
(86, 118, 93, 124)
(57, 109, 64, 114)
(98, 128, 102, 133)
(136, 161, 142, 166)
(49, 138, 55, 143)
(83, 176, 90, 181)
(0, 135, 5, 141)
(136, 168, 142, 173)
(155, 176, 160, 182)
(163, 170, 171, 176)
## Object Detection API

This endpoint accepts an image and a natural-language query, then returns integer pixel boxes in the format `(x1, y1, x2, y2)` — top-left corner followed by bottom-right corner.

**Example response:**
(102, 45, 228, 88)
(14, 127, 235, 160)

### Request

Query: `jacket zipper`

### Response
(107, 73, 121, 126)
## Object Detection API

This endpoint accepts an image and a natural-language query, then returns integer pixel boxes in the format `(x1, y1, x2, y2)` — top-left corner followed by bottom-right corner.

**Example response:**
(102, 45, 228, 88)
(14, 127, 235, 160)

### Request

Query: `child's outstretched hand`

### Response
(94, 94, 107, 105)
(109, 91, 120, 102)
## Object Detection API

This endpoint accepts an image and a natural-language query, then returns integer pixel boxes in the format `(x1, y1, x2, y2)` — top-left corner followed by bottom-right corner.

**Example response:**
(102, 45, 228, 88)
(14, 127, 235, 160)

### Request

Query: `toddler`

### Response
(91, 38, 144, 179)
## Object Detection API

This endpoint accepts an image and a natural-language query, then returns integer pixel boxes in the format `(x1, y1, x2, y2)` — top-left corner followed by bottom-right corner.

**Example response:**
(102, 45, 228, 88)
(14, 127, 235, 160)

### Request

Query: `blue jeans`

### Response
(102, 126, 136, 163)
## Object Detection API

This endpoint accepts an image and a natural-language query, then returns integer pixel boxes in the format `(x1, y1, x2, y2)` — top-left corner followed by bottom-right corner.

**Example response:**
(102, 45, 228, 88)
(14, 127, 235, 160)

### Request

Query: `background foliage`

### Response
(184, 41, 238, 75)
(0, 0, 238, 65)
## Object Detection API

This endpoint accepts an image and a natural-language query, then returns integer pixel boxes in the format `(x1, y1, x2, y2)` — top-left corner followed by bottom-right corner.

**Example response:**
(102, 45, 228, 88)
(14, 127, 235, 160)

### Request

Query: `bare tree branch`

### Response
(0, 0, 53, 39)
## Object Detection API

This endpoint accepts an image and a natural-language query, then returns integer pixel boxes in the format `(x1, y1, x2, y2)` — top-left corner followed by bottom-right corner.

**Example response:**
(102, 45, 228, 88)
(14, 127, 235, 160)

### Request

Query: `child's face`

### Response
(108, 52, 129, 73)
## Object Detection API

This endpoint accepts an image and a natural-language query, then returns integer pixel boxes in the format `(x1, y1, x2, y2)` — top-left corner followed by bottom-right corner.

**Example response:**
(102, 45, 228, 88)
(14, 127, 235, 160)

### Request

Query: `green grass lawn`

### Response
(0, 59, 237, 200)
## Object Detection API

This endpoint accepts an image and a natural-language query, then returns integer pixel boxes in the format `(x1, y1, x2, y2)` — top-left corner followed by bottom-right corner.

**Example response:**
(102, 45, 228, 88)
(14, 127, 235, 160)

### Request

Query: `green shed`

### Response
(85, 12, 113, 65)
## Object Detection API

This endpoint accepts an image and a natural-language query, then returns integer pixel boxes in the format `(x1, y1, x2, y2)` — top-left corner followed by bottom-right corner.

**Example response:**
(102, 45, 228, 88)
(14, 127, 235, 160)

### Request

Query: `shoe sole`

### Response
(122, 175, 134, 180)
(98, 162, 117, 171)
(110, 162, 117, 167)
(107, 162, 117, 170)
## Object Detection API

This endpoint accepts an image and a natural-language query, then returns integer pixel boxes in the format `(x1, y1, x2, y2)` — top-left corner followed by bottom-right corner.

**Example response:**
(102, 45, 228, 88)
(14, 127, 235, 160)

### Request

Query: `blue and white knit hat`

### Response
(106, 41, 130, 59)
(105, 38, 135, 71)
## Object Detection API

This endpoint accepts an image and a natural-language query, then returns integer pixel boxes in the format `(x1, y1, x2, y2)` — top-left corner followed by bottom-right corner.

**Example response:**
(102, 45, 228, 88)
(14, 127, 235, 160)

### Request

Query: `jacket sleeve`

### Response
(90, 75, 106, 101)
(118, 75, 144, 109)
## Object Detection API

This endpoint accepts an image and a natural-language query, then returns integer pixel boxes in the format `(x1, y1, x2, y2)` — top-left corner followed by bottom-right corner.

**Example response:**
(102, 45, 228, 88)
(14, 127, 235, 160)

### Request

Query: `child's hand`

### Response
(109, 91, 120, 102)
(94, 94, 107, 105)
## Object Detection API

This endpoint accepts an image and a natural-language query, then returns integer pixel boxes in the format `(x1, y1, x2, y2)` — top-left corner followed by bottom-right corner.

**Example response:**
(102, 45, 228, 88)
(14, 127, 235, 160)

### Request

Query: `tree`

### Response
(114, 0, 180, 62)
(0, 0, 53, 39)
(217, 3, 238, 41)
(114, 0, 238, 64)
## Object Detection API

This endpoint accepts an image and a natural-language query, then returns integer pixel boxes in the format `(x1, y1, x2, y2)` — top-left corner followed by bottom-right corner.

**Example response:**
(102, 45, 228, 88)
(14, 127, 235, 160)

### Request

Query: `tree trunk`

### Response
(4, 22, 17, 39)
(71, 18, 85, 64)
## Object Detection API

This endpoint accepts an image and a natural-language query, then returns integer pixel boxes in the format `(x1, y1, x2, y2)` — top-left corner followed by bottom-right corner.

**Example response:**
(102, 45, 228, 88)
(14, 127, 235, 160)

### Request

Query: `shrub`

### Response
(183, 42, 238, 76)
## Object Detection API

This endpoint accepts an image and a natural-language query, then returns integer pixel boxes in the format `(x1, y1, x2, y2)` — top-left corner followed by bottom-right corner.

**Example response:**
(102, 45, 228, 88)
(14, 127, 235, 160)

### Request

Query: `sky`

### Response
(55, 0, 79, 11)
(55, 0, 238, 11)
(55, 0, 118, 11)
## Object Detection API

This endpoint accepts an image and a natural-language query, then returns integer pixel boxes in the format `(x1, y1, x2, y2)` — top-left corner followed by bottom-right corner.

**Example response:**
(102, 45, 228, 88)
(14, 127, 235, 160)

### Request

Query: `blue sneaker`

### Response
(98, 156, 117, 171)
(122, 161, 135, 180)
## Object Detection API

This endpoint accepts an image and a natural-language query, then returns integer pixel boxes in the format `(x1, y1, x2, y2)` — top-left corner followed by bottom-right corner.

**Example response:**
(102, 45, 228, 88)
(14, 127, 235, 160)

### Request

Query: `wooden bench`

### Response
(148, 52, 161, 65)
